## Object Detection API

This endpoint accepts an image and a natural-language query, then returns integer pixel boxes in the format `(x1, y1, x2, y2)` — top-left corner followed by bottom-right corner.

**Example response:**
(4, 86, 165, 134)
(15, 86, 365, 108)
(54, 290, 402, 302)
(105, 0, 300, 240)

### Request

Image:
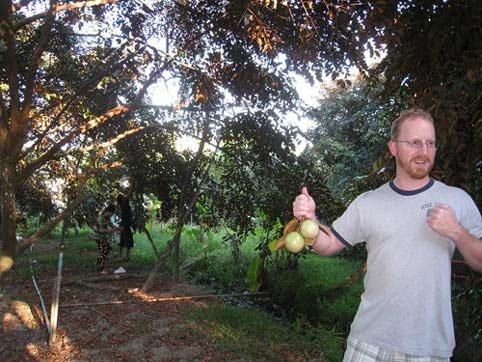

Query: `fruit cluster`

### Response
(274, 218, 322, 254)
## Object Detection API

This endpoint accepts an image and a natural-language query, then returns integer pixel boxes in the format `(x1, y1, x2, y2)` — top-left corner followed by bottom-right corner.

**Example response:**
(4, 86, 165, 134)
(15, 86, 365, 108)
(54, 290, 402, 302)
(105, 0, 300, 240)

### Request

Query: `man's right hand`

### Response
(293, 187, 316, 220)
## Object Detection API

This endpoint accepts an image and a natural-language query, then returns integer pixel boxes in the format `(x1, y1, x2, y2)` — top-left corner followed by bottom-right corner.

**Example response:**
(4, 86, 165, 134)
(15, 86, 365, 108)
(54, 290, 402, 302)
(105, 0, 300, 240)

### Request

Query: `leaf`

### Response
(283, 218, 299, 236)
(274, 236, 285, 251)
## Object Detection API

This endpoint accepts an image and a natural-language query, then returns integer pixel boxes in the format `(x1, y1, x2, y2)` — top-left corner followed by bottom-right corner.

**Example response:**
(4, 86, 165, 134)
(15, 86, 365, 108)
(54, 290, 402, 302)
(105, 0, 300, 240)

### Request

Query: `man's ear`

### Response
(388, 140, 397, 157)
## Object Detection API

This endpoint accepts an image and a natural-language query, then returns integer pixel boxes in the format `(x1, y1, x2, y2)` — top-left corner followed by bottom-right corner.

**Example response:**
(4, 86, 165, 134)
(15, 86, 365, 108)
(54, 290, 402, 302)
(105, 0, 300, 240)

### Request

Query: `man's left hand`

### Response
(426, 204, 462, 240)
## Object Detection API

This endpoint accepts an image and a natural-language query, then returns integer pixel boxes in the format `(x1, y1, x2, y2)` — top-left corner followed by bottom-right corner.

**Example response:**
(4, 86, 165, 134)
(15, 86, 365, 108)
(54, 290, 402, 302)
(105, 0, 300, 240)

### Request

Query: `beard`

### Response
(397, 156, 434, 179)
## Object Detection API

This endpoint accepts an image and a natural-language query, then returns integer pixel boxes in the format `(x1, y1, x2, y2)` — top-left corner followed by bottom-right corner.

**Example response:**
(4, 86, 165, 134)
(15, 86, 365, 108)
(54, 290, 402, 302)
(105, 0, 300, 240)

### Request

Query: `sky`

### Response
(148, 70, 323, 154)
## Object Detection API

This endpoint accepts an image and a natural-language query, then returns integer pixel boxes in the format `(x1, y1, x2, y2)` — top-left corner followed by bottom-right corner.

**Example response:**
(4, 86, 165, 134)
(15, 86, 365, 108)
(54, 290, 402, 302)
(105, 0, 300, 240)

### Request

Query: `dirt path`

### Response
(1, 266, 227, 361)
(1, 239, 326, 361)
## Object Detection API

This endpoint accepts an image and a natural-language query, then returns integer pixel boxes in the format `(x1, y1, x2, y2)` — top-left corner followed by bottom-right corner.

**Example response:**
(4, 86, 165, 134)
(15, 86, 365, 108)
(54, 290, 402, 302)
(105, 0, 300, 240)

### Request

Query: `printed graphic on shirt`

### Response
(421, 201, 441, 217)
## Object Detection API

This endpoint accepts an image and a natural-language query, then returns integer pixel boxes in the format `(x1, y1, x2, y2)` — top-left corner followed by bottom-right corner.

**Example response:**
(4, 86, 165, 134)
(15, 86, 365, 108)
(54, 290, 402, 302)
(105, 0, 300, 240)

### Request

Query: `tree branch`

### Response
(11, 0, 57, 158)
(18, 189, 89, 253)
(14, 0, 120, 30)
(0, 0, 20, 137)
(18, 44, 134, 160)
(142, 226, 161, 262)
(17, 105, 131, 182)
(78, 126, 144, 154)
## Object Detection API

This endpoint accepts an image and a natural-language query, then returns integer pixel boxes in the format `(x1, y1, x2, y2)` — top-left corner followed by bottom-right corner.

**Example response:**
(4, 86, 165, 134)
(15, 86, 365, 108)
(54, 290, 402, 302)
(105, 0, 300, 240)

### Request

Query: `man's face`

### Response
(388, 117, 436, 180)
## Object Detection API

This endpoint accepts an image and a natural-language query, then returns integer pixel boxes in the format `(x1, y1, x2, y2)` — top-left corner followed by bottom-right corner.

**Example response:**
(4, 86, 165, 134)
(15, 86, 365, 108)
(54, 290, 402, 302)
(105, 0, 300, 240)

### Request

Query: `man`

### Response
(293, 109, 482, 361)
(117, 194, 134, 261)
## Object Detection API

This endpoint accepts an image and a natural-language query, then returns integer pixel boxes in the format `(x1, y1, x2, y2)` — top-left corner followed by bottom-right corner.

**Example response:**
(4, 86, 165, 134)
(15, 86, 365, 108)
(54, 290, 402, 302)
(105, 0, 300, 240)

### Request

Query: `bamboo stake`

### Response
(49, 220, 67, 346)
(49, 242, 64, 346)
(29, 244, 51, 335)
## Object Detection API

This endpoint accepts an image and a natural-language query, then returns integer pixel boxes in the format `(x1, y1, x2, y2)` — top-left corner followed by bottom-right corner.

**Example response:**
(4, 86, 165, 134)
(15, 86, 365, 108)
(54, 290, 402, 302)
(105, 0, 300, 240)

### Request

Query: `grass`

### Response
(8, 222, 481, 361)
(181, 303, 331, 361)
(298, 254, 364, 331)
(10, 222, 362, 361)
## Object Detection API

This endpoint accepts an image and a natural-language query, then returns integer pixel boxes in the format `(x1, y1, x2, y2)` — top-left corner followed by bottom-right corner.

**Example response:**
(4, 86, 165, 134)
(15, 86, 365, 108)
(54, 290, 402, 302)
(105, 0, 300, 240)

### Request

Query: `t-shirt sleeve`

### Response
(331, 195, 366, 247)
(459, 191, 482, 239)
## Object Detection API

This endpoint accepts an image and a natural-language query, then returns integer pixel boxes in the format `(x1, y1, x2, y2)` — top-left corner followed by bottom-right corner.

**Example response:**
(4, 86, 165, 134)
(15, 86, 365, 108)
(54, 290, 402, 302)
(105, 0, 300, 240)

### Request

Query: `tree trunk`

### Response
(141, 262, 161, 292)
(142, 116, 218, 287)
(171, 216, 184, 282)
(0, 162, 18, 257)
(142, 226, 161, 261)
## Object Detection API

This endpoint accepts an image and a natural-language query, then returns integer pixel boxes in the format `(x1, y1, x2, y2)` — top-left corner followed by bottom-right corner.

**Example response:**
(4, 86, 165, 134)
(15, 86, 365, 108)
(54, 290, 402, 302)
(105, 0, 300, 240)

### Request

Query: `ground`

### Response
(1, 265, 224, 361)
(1, 240, 320, 362)
(0, 239, 236, 362)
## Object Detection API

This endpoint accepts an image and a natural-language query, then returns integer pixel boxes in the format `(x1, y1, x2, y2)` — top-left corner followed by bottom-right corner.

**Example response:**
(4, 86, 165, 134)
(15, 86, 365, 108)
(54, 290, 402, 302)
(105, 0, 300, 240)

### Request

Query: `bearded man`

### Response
(293, 108, 482, 361)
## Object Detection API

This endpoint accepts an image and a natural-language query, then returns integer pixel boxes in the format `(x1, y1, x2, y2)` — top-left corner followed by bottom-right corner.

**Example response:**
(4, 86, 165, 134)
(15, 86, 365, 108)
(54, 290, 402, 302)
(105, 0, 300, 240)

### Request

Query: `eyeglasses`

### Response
(393, 139, 437, 149)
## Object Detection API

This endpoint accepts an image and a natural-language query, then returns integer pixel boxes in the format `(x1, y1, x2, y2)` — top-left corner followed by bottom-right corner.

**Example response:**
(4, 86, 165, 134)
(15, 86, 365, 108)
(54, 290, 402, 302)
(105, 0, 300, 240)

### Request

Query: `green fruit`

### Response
(285, 231, 305, 253)
(300, 219, 320, 239)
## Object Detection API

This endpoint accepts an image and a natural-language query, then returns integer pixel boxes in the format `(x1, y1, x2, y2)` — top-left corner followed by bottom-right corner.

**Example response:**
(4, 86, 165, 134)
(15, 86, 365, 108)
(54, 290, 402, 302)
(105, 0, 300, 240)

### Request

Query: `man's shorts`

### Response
(343, 336, 450, 362)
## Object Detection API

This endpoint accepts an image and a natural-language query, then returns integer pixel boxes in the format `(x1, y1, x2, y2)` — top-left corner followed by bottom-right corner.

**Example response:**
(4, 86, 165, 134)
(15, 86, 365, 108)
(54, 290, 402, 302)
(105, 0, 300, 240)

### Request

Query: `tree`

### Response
(0, 0, 165, 256)
(4, 0, 478, 266)
(305, 77, 407, 204)
(212, 0, 482, 198)
(370, 0, 482, 202)
(0, 0, 383, 258)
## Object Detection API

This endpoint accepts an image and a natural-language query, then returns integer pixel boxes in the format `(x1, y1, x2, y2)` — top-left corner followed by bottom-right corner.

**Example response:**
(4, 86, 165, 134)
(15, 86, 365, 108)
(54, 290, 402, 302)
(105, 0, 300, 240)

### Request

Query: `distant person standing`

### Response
(117, 194, 134, 261)
(90, 204, 120, 274)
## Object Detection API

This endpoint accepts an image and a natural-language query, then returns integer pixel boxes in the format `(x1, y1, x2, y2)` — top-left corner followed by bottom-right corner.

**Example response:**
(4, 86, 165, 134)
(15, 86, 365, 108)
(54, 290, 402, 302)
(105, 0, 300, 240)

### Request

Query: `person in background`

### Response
(292, 108, 482, 361)
(117, 194, 134, 261)
(90, 204, 120, 274)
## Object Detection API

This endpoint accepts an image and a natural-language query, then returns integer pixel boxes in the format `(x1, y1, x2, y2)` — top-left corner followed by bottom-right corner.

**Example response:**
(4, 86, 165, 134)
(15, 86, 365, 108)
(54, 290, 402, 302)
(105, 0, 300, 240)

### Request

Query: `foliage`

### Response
(183, 304, 324, 361)
(0, 0, 162, 255)
(115, 122, 185, 227)
(266, 253, 363, 329)
(304, 77, 407, 204)
(15, 179, 57, 225)
(246, 255, 262, 292)
(229, 0, 482, 196)
(452, 278, 482, 362)
(196, 111, 343, 268)
(368, 0, 482, 197)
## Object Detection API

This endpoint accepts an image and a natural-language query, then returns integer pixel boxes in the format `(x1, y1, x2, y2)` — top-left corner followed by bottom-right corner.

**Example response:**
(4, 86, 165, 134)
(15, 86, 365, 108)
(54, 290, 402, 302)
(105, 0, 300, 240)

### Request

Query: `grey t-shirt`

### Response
(332, 178, 482, 358)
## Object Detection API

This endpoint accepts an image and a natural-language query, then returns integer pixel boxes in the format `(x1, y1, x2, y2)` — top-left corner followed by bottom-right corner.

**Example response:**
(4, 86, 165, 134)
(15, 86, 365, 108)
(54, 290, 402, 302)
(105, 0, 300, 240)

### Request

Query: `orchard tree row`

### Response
(1, 1, 480, 282)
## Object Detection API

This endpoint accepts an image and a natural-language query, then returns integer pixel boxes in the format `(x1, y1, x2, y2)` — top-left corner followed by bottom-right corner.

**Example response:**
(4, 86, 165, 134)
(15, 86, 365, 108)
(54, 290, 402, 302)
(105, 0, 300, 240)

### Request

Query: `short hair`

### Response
(391, 108, 434, 140)
(117, 194, 125, 204)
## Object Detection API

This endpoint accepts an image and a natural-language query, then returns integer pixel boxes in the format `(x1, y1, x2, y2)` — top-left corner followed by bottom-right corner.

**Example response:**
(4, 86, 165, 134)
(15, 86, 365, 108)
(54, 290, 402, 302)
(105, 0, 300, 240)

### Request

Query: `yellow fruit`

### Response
(284, 231, 305, 253)
(0, 255, 14, 273)
(300, 219, 320, 239)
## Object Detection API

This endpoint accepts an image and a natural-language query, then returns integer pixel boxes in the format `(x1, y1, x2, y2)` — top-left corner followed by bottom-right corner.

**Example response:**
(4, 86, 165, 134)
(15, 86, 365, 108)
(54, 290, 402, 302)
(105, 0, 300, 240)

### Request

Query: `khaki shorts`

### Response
(343, 336, 450, 362)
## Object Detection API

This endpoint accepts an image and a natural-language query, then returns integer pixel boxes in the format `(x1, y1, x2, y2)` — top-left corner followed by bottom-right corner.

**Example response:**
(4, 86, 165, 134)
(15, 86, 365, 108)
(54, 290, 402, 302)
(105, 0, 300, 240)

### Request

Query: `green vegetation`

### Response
(131, 223, 359, 361)
(10, 222, 481, 361)
(2, 1, 481, 360)
(11, 223, 359, 360)
(183, 305, 321, 360)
